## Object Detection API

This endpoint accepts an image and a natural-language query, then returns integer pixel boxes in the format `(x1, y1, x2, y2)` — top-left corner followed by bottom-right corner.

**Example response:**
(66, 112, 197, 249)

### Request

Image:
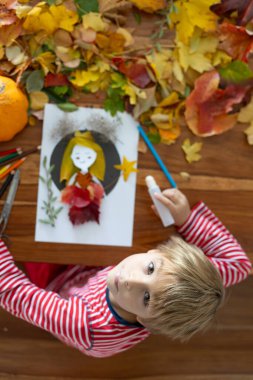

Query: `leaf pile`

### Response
(1, 0, 253, 164)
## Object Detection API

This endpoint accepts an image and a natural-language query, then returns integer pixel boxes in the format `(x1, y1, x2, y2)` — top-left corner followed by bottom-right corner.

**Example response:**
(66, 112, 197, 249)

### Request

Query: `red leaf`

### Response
(219, 22, 253, 62)
(88, 182, 104, 206)
(69, 203, 100, 225)
(185, 70, 249, 136)
(44, 73, 69, 87)
(211, 0, 253, 26)
(0, 4, 17, 26)
(117, 60, 153, 88)
(61, 186, 91, 208)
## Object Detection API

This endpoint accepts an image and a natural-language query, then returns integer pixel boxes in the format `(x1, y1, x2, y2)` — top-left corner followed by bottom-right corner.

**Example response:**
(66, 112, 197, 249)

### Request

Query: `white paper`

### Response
(35, 104, 139, 247)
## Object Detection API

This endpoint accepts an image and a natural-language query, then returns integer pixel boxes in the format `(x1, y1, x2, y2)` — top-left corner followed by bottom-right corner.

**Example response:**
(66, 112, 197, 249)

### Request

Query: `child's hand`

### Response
(152, 188, 191, 227)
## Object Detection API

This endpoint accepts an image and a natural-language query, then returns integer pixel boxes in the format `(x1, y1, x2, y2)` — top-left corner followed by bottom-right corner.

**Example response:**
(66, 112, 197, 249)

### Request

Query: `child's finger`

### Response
(154, 192, 176, 210)
(161, 188, 180, 204)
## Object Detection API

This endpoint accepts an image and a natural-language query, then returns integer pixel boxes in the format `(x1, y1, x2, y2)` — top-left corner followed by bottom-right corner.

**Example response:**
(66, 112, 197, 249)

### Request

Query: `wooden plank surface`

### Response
(0, 118, 253, 265)
(1, 276, 253, 378)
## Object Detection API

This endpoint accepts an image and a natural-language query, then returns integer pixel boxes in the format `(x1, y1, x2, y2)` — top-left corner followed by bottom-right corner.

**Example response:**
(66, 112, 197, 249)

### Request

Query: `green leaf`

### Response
(57, 103, 79, 112)
(74, 0, 99, 16)
(219, 60, 253, 83)
(50, 85, 70, 97)
(39, 175, 46, 183)
(147, 131, 161, 144)
(26, 70, 44, 93)
(133, 12, 142, 24)
(104, 85, 126, 115)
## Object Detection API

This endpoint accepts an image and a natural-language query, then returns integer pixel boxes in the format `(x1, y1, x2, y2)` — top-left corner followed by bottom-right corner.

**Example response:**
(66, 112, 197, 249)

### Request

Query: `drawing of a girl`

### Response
(60, 131, 106, 225)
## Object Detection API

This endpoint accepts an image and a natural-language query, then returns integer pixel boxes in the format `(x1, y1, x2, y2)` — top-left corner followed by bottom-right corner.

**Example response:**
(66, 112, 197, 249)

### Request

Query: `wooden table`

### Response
(1, 13, 253, 267)
(1, 114, 253, 267)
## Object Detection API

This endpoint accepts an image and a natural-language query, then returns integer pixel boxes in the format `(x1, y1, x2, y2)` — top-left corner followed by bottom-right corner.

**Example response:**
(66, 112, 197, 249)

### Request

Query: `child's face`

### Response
(71, 144, 97, 171)
(107, 250, 165, 321)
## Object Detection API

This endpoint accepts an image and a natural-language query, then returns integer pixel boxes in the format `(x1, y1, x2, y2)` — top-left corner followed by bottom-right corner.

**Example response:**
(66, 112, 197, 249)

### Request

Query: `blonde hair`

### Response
(60, 131, 105, 183)
(141, 236, 225, 341)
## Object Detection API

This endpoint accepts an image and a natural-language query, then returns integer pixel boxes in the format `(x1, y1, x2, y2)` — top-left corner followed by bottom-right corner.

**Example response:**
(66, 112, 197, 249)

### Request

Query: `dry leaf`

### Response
(129, 0, 166, 13)
(180, 171, 191, 181)
(29, 91, 49, 110)
(244, 123, 253, 144)
(182, 138, 203, 163)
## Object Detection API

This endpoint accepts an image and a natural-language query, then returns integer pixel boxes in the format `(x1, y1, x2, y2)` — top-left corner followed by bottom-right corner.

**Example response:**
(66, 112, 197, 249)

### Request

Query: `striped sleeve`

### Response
(177, 202, 252, 287)
(0, 240, 92, 350)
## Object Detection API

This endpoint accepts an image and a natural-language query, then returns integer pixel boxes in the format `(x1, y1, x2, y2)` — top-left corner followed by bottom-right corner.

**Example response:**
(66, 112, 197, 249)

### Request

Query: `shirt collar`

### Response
(106, 288, 144, 328)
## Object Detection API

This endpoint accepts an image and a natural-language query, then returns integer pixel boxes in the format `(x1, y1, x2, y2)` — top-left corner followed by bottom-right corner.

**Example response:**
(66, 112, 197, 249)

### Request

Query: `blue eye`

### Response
(147, 261, 154, 275)
(144, 291, 150, 307)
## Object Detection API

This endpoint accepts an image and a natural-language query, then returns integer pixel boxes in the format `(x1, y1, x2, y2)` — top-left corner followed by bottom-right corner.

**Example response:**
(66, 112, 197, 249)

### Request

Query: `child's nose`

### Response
(124, 273, 146, 290)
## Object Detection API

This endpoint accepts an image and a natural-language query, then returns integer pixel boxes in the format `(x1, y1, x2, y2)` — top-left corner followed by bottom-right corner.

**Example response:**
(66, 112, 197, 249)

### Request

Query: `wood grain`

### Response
(0, 9, 253, 379)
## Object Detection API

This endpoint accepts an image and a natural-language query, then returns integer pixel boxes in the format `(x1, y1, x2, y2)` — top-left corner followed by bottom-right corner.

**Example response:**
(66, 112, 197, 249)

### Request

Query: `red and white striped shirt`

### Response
(0, 202, 251, 357)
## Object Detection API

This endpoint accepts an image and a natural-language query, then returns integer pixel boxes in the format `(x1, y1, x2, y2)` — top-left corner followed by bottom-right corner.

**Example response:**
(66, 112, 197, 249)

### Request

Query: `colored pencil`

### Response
(0, 151, 21, 164)
(0, 147, 21, 157)
(0, 145, 41, 168)
(0, 164, 11, 176)
(137, 124, 177, 188)
(0, 171, 14, 199)
(0, 158, 26, 180)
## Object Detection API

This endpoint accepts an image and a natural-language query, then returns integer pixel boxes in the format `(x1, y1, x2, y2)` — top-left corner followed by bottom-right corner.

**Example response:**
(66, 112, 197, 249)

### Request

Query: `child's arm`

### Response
(154, 189, 252, 287)
(0, 239, 92, 350)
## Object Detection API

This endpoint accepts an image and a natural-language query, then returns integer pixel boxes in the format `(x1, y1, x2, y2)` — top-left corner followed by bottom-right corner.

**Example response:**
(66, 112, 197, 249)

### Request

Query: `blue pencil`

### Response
(137, 124, 177, 188)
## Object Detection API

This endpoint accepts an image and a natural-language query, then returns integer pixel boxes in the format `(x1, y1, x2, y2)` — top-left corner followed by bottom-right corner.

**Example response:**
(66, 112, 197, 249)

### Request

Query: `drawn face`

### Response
(71, 144, 97, 172)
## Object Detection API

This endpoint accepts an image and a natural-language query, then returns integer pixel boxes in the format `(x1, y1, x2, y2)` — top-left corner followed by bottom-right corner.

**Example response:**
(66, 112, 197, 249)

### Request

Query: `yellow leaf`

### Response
(123, 82, 146, 105)
(146, 50, 173, 90)
(158, 92, 179, 107)
(182, 138, 203, 163)
(23, 3, 78, 35)
(159, 126, 180, 145)
(70, 70, 100, 87)
(238, 96, 253, 123)
(129, 0, 166, 13)
(82, 12, 108, 32)
(35, 51, 55, 74)
(114, 156, 138, 181)
(244, 123, 253, 145)
(30, 91, 49, 110)
(116, 27, 134, 47)
(177, 41, 214, 73)
(170, 0, 218, 45)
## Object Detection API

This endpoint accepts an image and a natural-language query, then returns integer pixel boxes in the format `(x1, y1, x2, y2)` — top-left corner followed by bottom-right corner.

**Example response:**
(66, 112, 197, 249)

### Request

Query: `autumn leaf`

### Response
(185, 70, 249, 136)
(0, 21, 22, 46)
(114, 156, 138, 181)
(218, 23, 253, 62)
(219, 60, 253, 83)
(176, 34, 218, 73)
(244, 124, 253, 144)
(238, 95, 253, 121)
(99, 0, 132, 23)
(29, 91, 49, 110)
(116, 60, 153, 88)
(44, 73, 69, 87)
(210, 0, 253, 26)
(170, 0, 219, 45)
(82, 12, 108, 32)
(22, 3, 79, 35)
(34, 51, 56, 74)
(129, 0, 166, 13)
(182, 138, 202, 163)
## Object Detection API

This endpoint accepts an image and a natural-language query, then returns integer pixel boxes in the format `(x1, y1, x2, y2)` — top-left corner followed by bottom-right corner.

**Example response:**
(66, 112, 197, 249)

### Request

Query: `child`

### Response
(0, 189, 251, 358)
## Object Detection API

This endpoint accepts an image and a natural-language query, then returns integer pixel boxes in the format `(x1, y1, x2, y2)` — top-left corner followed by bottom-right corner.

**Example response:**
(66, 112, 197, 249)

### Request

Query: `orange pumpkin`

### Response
(0, 76, 29, 142)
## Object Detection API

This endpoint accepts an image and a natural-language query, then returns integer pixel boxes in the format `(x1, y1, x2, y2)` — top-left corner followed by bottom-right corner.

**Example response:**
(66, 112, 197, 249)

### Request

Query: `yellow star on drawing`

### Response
(114, 156, 138, 182)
